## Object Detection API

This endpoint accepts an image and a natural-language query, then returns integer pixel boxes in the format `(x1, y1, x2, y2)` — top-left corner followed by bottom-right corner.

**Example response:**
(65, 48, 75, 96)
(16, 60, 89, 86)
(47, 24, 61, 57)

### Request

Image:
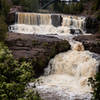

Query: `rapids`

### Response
(32, 42, 99, 100)
(9, 12, 100, 100)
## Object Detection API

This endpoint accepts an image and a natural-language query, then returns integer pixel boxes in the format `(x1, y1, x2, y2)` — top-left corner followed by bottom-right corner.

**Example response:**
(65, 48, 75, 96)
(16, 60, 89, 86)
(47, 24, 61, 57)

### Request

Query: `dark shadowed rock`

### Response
(5, 33, 70, 76)
(85, 17, 98, 33)
(7, 6, 23, 24)
(70, 29, 83, 34)
(51, 15, 62, 27)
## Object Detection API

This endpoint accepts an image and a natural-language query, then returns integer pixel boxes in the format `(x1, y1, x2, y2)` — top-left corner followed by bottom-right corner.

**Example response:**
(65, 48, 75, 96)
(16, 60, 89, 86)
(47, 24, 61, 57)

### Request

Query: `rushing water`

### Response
(32, 42, 99, 100)
(9, 12, 86, 34)
(9, 12, 100, 100)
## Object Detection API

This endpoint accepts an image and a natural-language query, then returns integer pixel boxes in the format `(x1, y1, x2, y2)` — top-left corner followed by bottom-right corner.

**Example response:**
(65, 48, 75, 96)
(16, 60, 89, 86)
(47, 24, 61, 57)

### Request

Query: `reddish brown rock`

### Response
(74, 34, 100, 54)
(6, 33, 70, 76)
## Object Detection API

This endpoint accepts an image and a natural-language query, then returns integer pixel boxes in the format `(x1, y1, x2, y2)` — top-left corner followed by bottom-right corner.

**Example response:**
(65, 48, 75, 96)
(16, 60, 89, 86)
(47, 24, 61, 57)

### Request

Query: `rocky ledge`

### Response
(6, 33, 70, 76)
(74, 34, 100, 54)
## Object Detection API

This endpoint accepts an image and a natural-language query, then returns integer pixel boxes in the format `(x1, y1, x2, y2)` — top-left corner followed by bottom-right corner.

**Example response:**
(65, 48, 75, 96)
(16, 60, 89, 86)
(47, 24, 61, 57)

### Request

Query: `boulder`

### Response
(74, 34, 100, 54)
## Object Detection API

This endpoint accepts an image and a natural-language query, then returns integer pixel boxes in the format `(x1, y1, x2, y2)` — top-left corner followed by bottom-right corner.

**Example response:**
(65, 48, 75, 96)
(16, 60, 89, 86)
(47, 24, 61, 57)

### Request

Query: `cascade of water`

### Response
(33, 41, 99, 100)
(62, 15, 86, 32)
(39, 14, 51, 25)
(8, 12, 100, 100)
(9, 12, 86, 34)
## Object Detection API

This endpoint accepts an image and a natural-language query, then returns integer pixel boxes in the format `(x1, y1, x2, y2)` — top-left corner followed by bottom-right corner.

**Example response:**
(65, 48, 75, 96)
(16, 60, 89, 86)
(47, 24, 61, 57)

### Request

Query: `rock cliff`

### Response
(6, 33, 70, 76)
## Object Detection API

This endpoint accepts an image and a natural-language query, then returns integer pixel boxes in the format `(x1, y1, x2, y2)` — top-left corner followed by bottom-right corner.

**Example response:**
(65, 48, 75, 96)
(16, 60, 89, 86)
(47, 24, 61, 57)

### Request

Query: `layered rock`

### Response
(6, 33, 70, 76)
(74, 34, 100, 54)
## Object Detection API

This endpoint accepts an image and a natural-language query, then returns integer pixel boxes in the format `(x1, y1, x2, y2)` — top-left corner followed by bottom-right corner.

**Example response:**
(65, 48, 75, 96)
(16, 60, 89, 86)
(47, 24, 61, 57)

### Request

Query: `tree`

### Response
(0, 0, 11, 41)
(0, 43, 41, 100)
(17, 0, 39, 12)
(92, 0, 100, 11)
(88, 72, 100, 100)
(0, 0, 11, 17)
(0, 16, 7, 41)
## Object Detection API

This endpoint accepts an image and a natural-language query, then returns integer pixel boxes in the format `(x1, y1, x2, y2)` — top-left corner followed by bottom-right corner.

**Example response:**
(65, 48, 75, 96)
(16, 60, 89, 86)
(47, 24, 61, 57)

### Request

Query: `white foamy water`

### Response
(9, 12, 100, 100)
(33, 49, 99, 100)
(9, 24, 72, 35)
(9, 12, 86, 34)
(28, 39, 99, 100)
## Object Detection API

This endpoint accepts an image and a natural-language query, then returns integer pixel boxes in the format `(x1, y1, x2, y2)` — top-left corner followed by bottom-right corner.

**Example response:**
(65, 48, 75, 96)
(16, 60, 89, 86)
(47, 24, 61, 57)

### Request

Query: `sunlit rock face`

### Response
(9, 12, 86, 35)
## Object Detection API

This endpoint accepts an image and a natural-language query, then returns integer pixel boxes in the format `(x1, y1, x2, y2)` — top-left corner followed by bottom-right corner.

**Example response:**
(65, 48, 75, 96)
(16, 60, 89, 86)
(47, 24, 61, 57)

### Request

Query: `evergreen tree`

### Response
(0, 16, 7, 41)
(0, 0, 11, 17)
(0, 0, 11, 41)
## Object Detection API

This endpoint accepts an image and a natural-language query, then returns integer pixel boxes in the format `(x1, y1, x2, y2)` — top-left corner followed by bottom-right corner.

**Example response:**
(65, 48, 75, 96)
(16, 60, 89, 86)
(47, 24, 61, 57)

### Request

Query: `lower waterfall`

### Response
(28, 40, 99, 100)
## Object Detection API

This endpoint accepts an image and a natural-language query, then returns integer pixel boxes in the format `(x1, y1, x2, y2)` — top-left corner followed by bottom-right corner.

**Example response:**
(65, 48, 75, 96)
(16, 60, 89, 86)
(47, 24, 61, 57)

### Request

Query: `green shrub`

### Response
(88, 72, 100, 100)
(0, 0, 11, 42)
(0, 43, 41, 100)
(96, 10, 100, 21)
(24, 89, 42, 100)
(12, 0, 39, 12)
(0, 16, 7, 41)
(92, 0, 100, 11)
(63, 2, 83, 14)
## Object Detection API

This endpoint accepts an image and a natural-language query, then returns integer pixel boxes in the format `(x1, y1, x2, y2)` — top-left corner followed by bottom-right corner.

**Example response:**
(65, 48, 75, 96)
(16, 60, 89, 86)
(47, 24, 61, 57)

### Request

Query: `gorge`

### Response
(8, 12, 100, 100)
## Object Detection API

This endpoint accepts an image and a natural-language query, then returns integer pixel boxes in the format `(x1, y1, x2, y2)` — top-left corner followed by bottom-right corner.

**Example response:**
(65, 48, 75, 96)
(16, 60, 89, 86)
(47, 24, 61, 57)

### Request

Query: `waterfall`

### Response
(62, 16, 85, 30)
(8, 12, 100, 100)
(9, 12, 86, 34)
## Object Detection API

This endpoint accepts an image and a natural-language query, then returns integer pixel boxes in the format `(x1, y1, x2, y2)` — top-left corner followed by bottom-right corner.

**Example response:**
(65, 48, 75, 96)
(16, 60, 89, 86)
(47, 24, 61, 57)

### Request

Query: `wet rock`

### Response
(5, 32, 70, 76)
(51, 15, 62, 27)
(70, 29, 83, 34)
(85, 17, 98, 33)
(74, 34, 100, 54)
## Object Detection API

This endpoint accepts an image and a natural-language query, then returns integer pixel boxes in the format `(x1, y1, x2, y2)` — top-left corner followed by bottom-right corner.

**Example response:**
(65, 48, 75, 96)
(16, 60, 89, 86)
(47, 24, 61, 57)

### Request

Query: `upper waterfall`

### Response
(9, 12, 86, 34)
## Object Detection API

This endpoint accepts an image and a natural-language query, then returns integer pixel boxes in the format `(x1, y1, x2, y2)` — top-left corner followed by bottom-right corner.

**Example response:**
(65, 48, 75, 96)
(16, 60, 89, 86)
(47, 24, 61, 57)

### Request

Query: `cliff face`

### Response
(6, 33, 70, 76)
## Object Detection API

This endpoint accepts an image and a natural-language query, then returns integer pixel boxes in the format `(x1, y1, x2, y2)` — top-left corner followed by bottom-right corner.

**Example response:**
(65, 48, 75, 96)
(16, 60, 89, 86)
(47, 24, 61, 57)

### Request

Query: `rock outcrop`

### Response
(74, 34, 100, 54)
(85, 17, 99, 34)
(6, 33, 70, 76)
